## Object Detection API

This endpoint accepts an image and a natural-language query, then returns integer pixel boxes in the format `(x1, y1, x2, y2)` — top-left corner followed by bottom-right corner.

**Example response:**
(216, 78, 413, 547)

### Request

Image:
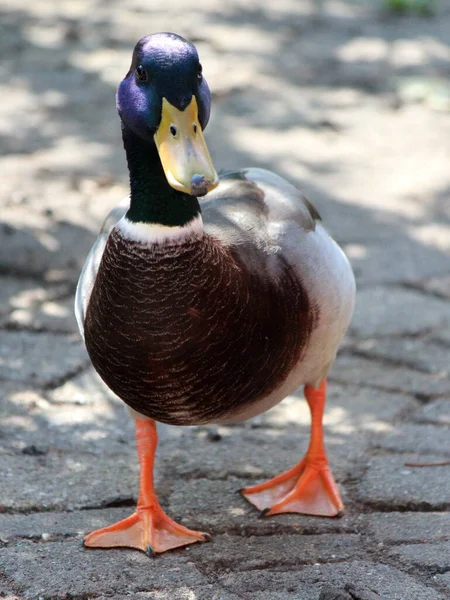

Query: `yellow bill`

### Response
(154, 96, 219, 197)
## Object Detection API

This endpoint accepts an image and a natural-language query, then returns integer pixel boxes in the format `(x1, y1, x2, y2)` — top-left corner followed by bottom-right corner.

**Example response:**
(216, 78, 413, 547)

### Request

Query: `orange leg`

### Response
(241, 379, 344, 517)
(84, 419, 210, 554)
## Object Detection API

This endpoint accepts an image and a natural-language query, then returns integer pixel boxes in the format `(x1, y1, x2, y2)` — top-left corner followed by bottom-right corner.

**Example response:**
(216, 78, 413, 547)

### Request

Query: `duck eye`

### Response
(197, 64, 203, 82)
(135, 65, 148, 82)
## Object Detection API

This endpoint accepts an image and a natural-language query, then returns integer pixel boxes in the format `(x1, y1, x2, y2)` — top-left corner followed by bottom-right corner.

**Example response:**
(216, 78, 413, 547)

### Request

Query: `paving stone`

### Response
(219, 561, 444, 599)
(0, 397, 355, 520)
(250, 593, 314, 600)
(0, 390, 133, 456)
(0, 451, 139, 512)
(348, 337, 450, 376)
(0, 331, 88, 386)
(0, 383, 40, 419)
(413, 398, 450, 426)
(160, 426, 352, 486)
(0, 470, 357, 543)
(168, 476, 360, 536)
(419, 274, 450, 299)
(373, 423, 450, 456)
(0, 508, 131, 542)
(389, 541, 450, 572)
(331, 354, 450, 398)
(3, 1, 450, 598)
(47, 366, 121, 406)
(259, 382, 418, 435)
(365, 512, 450, 544)
(5, 295, 78, 333)
(0, 213, 95, 285)
(433, 326, 450, 347)
(341, 234, 450, 288)
(0, 276, 66, 317)
(350, 287, 450, 338)
(104, 589, 241, 600)
(357, 454, 450, 509)
(0, 541, 209, 599)
(187, 533, 361, 575)
(433, 572, 450, 595)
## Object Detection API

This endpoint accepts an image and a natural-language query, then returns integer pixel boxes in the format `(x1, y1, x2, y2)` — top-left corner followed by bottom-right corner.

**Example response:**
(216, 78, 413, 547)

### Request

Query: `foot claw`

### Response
(202, 533, 213, 542)
(258, 508, 270, 519)
(146, 545, 154, 557)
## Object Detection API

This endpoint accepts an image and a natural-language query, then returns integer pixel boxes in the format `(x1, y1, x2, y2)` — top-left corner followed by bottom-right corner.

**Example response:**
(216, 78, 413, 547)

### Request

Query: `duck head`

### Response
(117, 33, 218, 197)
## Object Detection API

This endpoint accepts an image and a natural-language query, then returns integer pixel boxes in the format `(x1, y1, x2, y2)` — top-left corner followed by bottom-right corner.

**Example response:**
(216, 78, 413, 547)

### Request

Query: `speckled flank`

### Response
(84, 229, 318, 426)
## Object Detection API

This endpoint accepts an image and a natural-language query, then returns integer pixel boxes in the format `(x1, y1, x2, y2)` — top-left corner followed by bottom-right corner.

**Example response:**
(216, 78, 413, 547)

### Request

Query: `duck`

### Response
(75, 32, 356, 555)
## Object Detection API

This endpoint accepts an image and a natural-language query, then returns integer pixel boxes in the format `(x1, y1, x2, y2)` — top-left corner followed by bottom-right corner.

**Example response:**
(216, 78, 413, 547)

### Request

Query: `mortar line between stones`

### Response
(339, 347, 448, 376)
(328, 376, 449, 402)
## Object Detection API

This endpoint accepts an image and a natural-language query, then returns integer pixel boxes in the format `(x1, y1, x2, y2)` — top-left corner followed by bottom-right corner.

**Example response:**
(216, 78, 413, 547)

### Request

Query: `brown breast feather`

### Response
(84, 229, 319, 426)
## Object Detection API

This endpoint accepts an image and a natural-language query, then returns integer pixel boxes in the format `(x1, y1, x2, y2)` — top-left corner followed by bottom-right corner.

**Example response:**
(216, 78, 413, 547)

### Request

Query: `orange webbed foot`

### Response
(241, 379, 344, 519)
(84, 420, 210, 555)
(240, 458, 344, 517)
(84, 506, 210, 555)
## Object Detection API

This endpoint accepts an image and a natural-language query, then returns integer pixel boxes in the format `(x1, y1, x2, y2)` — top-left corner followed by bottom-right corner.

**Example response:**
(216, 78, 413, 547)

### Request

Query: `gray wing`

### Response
(74, 198, 130, 338)
(201, 168, 320, 250)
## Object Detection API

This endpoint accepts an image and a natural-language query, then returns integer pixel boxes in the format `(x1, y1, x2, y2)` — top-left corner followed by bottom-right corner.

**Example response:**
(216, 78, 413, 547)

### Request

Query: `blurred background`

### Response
(0, 0, 450, 596)
(1, 0, 450, 309)
(1, 0, 450, 317)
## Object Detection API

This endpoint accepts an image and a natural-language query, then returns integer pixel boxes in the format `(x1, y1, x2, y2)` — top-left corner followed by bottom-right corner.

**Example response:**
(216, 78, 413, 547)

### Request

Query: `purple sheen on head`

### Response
(116, 77, 160, 141)
(116, 32, 212, 140)
(197, 77, 211, 130)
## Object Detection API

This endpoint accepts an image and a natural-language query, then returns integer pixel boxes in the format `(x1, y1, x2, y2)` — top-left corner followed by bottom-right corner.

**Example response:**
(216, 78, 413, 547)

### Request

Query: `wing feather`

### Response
(74, 198, 129, 338)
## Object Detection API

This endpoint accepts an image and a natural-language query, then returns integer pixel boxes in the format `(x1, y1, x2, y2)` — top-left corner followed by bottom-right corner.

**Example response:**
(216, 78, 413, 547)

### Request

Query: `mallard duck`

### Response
(75, 32, 355, 555)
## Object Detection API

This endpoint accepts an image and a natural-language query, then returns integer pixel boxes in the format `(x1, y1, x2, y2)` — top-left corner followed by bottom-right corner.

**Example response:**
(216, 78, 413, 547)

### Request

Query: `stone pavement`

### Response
(1, 0, 450, 598)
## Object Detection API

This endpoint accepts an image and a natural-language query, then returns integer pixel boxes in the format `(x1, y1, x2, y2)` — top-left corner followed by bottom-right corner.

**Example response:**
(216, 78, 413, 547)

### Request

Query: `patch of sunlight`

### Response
(11, 388, 44, 403)
(229, 507, 246, 516)
(37, 138, 111, 170)
(324, 406, 348, 426)
(3, 415, 37, 431)
(265, 395, 310, 426)
(35, 231, 60, 252)
(1, 0, 93, 19)
(279, 159, 315, 182)
(24, 24, 66, 49)
(392, 40, 429, 67)
(338, 37, 388, 63)
(328, 423, 355, 435)
(0, 357, 22, 370)
(41, 90, 66, 110)
(45, 402, 116, 426)
(396, 76, 450, 111)
(201, 23, 279, 54)
(11, 287, 47, 309)
(343, 244, 367, 260)
(410, 224, 450, 253)
(231, 126, 300, 159)
(365, 422, 394, 433)
(81, 430, 112, 442)
(46, 268, 73, 283)
(161, 590, 196, 600)
(70, 49, 131, 86)
(41, 302, 69, 318)
(66, 458, 86, 472)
